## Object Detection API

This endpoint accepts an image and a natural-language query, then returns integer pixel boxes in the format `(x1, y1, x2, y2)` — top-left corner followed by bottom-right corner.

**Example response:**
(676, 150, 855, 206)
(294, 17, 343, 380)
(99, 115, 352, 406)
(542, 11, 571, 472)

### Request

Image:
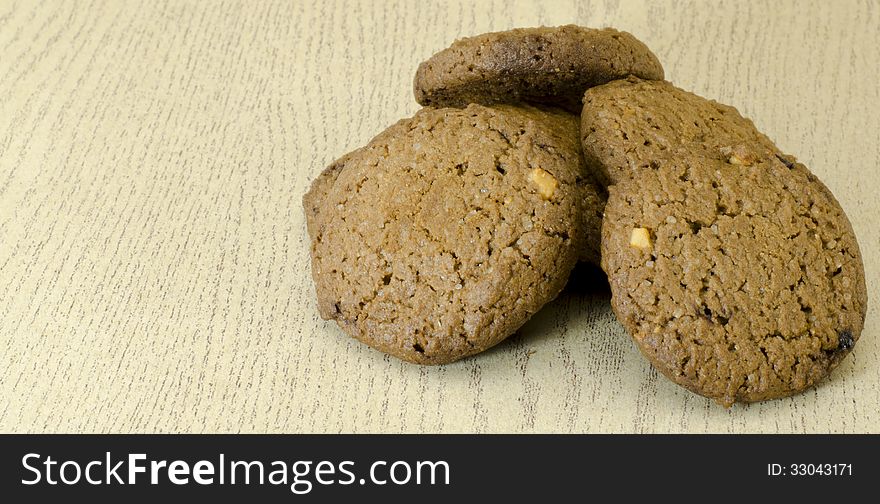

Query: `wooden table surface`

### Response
(1, 0, 878, 433)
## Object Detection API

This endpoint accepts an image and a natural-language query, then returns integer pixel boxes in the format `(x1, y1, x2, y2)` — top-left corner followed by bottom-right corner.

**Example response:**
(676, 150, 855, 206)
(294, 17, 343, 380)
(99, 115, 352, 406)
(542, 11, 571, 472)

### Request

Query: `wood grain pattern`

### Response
(0, 0, 877, 433)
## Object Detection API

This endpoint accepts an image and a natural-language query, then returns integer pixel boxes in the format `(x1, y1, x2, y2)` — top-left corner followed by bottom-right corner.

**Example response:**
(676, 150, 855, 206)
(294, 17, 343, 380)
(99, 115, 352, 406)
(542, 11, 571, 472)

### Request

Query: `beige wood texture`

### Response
(1, 0, 877, 433)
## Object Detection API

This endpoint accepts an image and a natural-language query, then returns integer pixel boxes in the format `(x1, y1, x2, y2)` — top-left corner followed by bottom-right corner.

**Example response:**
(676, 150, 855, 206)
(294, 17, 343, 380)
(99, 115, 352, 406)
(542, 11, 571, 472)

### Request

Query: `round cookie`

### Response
(304, 104, 597, 364)
(581, 77, 780, 186)
(414, 25, 665, 113)
(602, 151, 866, 406)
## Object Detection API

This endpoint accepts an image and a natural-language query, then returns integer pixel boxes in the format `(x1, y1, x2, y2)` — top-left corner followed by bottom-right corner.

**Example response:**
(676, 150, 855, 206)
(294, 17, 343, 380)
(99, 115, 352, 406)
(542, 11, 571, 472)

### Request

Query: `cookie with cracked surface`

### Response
(601, 151, 866, 406)
(414, 25, 665, 113)
(305, 110, 606, 265)
(304, 103, 600, 364)
(581, 78, 780, 186)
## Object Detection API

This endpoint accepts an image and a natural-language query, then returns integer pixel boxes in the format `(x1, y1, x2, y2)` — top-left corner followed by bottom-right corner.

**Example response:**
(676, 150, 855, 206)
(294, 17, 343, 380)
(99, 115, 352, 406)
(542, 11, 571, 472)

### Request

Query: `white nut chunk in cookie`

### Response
(721, 144, 759, 166)
(629, 227, 652, 249)
(529, 168, 557, 200)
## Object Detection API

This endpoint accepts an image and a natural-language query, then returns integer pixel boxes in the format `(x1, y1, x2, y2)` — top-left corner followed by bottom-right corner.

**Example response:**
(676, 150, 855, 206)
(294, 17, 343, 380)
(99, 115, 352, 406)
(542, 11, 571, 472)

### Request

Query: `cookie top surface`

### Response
(602, 152, 867, 406)
(414, 25, 665, 113)
(581, 78, 779, 186)
(304, 104, 595, 364)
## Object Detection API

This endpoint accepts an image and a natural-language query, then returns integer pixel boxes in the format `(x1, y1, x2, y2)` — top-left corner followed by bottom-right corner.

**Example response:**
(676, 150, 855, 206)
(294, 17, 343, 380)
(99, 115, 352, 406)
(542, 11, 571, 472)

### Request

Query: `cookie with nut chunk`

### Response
(414, 26, 665, 113)
(304, 104, 603, 364)
(602, 151, 866, 406)
(581, 77, 780, 186)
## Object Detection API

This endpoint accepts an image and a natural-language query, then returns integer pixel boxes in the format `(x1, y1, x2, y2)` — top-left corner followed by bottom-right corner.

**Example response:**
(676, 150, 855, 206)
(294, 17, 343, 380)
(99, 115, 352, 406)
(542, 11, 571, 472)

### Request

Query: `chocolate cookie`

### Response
(304, 104, 599, 364)
(602, 151, 866, 406)
(414, 26, 665, 113)
(581, 78, 779, 186)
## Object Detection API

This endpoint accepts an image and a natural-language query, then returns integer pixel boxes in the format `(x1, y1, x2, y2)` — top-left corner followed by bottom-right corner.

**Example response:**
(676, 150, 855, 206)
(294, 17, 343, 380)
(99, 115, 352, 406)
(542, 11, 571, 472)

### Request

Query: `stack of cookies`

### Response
(304, 26, 867, 406)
